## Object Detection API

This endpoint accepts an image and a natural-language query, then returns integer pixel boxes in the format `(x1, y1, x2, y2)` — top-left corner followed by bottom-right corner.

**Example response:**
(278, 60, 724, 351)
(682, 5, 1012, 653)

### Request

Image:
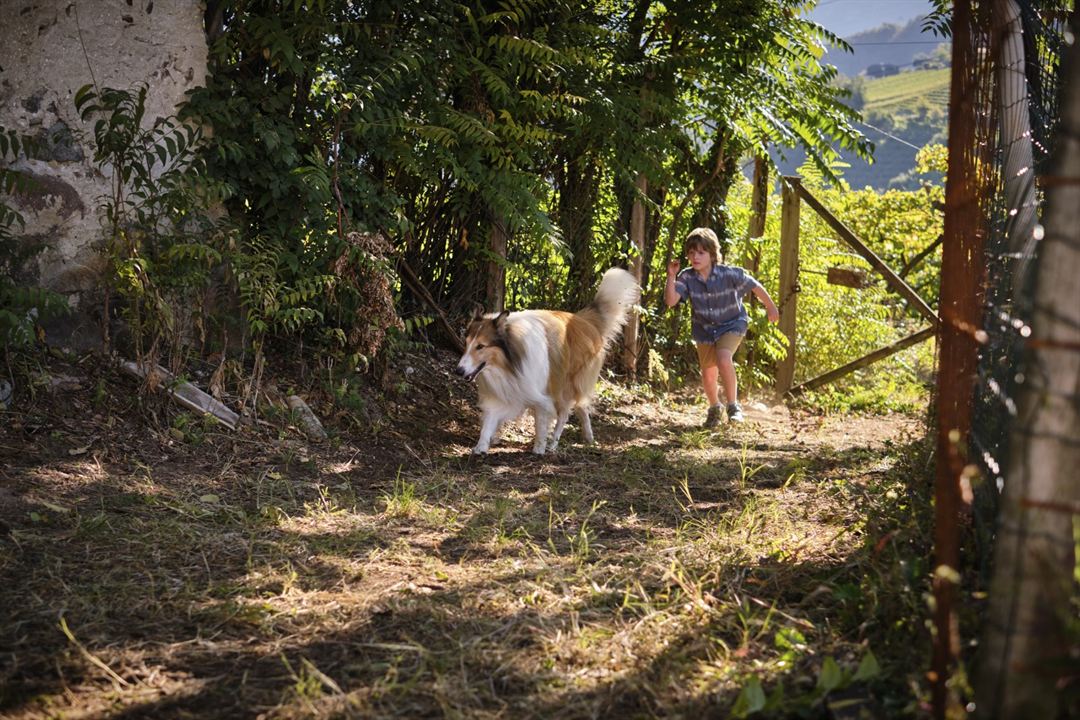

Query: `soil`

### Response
(0, 347, 926, 718)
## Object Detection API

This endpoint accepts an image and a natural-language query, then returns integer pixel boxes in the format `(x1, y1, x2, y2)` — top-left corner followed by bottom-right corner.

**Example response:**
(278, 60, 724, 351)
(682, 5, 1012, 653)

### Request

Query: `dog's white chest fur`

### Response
(476, 312, 551, 413)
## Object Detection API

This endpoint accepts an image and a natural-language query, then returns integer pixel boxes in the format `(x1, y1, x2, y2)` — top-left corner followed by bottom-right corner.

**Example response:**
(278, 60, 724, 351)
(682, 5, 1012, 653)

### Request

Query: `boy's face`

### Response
(687, 246, 713, 272)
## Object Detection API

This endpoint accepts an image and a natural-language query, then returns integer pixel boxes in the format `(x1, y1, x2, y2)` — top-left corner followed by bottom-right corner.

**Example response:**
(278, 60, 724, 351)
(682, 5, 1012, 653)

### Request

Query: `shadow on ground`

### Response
(0, 353, 930, 718)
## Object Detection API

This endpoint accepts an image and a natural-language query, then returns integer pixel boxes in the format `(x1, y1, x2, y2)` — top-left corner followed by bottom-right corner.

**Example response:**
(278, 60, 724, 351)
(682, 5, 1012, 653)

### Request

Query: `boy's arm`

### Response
(751, 284, 780, 323)
(664, 260, 682, 308)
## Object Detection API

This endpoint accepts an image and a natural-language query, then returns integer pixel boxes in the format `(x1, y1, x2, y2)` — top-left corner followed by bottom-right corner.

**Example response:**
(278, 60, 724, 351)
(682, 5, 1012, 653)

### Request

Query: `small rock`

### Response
(287, 395, 328, 442)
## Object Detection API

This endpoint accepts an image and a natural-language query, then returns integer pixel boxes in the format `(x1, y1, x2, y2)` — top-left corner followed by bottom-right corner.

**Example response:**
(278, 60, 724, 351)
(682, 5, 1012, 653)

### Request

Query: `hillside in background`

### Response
(864, 67, 950, 115)
(853, 68, 950, 189)
(768, 68, 949, 190)
(823, 16, 950, 78)
(806, 0, 934, 39)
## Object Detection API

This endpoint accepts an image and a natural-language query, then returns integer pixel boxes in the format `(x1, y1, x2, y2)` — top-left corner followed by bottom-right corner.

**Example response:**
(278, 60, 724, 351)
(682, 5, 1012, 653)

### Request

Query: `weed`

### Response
(381, 469, 420, 518)
(170, 411, 212, 445)
(735, 442, 766, 493)
(92, 378, 108, 408)
(674, 474, 694, 511)
(565, 499, 605, 565)
(623, 444, 666, 465)
(679, 428, 713, 449)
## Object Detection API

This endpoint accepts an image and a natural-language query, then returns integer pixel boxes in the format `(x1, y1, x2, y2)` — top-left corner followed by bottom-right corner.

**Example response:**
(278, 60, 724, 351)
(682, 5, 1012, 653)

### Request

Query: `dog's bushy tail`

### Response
(580, 268, 640, 348)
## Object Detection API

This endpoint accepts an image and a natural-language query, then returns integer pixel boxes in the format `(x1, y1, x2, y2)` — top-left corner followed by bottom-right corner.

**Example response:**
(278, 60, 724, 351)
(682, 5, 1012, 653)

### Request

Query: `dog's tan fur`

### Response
(456, 269, 639, 454)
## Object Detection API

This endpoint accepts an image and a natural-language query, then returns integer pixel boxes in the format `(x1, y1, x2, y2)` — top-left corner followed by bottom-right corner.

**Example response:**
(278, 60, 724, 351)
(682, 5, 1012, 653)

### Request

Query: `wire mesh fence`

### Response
(934, 1, 1075, 716)
(968, 0, 1071, 570)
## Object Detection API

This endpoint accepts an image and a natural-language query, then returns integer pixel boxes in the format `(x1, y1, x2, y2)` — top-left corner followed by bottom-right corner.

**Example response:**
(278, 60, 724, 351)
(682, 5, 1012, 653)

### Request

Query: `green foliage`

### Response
(720, 170, 942, 403)
(731, 650, 882, 717)
(231, 233, 331, 340)
(916, 143, 949, 176)
(74, 84, 233, 362)
(74, 82, 397, 387)
(33, 3, 935, 416)
(0, 128, 70, 350)
(176, 0, 875, 338)
(182, 1, 581, 355)
(725, 10, 874, 185)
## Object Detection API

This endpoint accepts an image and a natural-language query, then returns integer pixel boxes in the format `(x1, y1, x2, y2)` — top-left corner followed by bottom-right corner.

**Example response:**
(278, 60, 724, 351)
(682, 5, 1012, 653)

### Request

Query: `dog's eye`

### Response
(475, 343, 486, 350)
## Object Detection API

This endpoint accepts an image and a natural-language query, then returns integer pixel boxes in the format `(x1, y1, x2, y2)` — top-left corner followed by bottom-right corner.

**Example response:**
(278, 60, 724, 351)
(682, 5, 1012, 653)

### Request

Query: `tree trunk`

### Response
(486, 213, 508, 312)
(775, 179, 799, 394)
(557, 153, 600, 310)
(747, 155, 769, 246)
(690, 141, 734, 240)
(637, 182, 666, 379)
(621, 173, 647, 379)
(974, 9, 1080, 716)
(744, 156, 768, 381)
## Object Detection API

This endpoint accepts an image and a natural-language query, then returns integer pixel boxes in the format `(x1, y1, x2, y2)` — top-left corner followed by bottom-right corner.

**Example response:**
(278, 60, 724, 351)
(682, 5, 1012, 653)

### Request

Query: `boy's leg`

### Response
(716, 349, 738, 404)
(702, 365, 721, 405)
(696, 342, 724, 428)
(715, 334, 745, 418)
(695, 343, 721, 405)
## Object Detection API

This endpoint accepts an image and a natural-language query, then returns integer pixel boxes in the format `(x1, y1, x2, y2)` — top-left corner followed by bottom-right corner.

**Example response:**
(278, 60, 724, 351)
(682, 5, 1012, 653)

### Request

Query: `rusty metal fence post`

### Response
(933, 0, 985, 716)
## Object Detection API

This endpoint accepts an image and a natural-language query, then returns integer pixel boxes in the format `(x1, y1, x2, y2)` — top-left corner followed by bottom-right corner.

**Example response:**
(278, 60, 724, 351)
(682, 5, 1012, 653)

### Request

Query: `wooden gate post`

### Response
(776, 177, 800, 394)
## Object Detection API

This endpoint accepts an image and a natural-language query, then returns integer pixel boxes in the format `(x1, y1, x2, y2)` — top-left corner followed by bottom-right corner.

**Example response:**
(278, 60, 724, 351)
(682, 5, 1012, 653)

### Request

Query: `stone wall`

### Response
(0, 0, 207, 344)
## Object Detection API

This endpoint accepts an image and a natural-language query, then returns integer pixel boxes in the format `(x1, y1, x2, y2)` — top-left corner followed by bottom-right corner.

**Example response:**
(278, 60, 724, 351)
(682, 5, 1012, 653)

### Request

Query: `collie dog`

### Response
(455, 268, 640, 455)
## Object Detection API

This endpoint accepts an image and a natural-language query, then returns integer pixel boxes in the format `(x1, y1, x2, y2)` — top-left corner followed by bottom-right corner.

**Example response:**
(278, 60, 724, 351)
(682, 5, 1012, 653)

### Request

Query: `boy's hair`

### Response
(684, 227, 722, 265)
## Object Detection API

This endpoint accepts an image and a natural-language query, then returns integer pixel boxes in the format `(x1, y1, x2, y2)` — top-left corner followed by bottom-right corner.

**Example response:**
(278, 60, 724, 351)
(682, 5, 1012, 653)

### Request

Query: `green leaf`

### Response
(774, 626, 807, 651)
(817, 656, 844, 693)
(74, 84, 96, 113)
(731, 676, 767, 717)
(852, 650, 881, 682)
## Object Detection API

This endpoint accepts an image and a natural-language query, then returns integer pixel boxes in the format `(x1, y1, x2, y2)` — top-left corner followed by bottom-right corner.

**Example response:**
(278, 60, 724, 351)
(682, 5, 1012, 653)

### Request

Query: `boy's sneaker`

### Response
(727, 402, 745, 424)
(704, 404, 723, 428)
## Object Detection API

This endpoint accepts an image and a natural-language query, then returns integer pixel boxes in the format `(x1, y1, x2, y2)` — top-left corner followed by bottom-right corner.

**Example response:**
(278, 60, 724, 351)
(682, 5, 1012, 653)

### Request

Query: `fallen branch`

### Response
(59, 616, 131, 688)
(119, 360, 239, 430)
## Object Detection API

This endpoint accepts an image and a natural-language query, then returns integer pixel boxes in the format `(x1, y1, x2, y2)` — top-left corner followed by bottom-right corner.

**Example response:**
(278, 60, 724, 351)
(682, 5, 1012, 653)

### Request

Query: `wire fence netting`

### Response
(957, 1, 1072, 580)
(932, 2, 1080, 715)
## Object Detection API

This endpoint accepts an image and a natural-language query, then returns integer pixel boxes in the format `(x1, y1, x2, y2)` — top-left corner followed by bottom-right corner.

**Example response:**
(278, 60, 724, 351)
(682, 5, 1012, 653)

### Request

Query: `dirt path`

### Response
(0, 351, 928, 718)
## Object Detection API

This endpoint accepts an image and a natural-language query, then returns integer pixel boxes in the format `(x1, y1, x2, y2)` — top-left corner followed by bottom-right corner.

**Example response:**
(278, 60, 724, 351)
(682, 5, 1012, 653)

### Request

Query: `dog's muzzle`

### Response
(454, 361, 486, 381)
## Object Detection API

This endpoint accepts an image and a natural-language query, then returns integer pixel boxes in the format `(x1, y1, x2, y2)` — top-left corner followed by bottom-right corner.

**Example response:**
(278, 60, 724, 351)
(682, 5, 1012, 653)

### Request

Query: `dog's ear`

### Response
(470, 303, 485, 322)
(494, 309, 510, 333)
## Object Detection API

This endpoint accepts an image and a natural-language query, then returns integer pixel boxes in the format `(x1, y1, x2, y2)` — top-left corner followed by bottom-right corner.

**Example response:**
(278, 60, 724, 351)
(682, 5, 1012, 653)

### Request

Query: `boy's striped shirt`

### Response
(674, 265, 762, 342)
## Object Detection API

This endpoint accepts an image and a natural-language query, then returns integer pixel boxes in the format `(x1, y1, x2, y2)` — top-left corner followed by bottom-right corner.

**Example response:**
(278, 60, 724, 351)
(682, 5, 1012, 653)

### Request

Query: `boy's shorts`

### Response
(695, 333, 744, 370)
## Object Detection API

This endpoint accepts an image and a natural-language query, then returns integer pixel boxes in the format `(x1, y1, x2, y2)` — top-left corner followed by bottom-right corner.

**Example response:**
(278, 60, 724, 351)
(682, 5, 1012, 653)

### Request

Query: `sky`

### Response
(806, 0, 935, 38)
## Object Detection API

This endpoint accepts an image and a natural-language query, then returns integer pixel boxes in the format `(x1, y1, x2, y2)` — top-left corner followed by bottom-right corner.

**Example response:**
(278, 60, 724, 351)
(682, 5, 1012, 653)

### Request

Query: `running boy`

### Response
(664, 227, 780, 426)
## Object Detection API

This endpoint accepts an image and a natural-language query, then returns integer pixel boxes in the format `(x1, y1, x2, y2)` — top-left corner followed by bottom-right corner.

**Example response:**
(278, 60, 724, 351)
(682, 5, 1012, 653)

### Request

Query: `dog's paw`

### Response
(471, 446, 489, 456)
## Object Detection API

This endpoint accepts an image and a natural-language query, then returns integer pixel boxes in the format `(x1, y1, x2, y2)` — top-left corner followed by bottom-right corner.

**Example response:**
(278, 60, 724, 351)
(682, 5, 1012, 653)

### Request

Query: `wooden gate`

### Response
(775, 176, 940, 396)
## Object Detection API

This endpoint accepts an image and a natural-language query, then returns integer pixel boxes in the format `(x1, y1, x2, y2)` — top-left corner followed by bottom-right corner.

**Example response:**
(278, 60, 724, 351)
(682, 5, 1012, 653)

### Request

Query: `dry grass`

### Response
(0, 350, 933, 718)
